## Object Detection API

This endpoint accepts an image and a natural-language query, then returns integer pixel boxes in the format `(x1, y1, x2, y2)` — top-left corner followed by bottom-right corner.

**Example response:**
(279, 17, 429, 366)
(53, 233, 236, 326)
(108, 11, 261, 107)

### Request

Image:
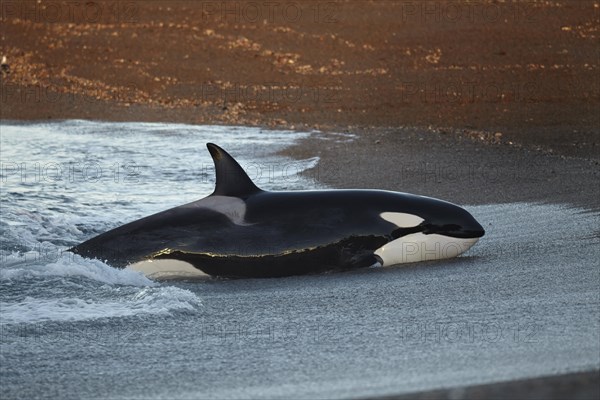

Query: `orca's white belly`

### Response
(128, 259, 209, 280)
(375, 233, 480, 266)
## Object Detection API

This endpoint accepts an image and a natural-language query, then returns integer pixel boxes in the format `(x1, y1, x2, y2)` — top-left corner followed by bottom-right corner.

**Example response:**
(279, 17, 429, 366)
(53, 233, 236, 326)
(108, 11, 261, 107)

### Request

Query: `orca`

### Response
(69, 143, 485, 278)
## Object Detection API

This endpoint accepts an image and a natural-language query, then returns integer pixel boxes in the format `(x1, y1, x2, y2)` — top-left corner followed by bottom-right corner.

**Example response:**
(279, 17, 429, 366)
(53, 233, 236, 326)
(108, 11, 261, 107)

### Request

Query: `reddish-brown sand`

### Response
(1, 0, 598, 158)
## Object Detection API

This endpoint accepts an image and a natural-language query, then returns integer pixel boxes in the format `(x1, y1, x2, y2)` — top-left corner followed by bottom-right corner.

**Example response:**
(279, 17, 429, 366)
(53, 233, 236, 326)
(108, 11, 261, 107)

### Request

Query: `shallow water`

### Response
(1, 121, 599, 399)
(1, 120, 321, 325)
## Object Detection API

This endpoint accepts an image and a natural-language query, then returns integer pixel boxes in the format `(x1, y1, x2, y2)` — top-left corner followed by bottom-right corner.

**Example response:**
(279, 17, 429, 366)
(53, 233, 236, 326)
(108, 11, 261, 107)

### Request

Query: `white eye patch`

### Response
(380, 212, 424, 228)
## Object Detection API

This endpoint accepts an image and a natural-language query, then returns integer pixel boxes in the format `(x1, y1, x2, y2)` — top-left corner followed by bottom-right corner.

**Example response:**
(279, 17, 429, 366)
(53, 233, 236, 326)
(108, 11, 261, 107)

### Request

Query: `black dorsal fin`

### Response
(206, 143, 262, 197)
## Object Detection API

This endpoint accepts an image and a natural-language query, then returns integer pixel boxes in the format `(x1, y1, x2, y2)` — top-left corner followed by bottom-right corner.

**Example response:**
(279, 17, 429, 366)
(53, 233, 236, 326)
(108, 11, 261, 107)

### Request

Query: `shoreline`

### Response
(280, 125, 600, 210)
(5, 117, 598, 209)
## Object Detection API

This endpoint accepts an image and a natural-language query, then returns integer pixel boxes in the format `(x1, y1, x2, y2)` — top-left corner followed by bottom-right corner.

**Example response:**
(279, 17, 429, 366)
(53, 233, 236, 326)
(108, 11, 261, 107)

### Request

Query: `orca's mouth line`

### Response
(391, 225, 424, 239)
(425, 223, 485, 239)
(393, 223, 485, 239)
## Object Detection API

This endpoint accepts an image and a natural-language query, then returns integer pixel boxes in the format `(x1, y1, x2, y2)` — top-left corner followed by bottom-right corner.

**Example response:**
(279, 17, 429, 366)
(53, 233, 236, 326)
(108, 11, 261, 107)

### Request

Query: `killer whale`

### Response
(70, 143, 485, 278)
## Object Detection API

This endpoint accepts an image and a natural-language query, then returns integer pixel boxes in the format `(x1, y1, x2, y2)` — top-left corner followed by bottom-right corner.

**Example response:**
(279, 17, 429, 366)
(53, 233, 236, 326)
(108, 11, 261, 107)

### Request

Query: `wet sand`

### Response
(1, 0, 599, 398)
(281, 125, 600, 210)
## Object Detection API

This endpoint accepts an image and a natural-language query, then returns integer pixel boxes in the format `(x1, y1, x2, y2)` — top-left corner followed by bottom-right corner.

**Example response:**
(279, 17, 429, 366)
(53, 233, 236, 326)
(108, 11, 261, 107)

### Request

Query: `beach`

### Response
(1, 1, 598, 157)
(1, 1, 599, 399)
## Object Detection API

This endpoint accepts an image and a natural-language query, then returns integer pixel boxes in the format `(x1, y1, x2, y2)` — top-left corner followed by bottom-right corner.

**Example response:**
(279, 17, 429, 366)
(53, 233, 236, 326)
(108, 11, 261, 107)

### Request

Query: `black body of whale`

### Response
(70, 144, 484, 278)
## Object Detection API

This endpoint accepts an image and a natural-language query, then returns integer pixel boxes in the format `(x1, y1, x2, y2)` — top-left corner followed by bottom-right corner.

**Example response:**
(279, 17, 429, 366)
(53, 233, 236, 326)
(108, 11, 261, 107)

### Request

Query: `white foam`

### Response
(0, 252, 154, 287)
(0, 286, 202, 325)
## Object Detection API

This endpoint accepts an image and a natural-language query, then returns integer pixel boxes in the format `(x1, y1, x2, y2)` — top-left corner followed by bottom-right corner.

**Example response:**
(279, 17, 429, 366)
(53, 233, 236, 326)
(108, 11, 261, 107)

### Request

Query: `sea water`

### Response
(1, 121, 598, 399)
(1, 120, 323, 325)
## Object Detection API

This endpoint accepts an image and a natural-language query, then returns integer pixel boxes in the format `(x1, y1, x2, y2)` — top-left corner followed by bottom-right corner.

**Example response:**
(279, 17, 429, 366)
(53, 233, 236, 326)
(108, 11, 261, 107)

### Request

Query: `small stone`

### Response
(1, 55, 9, 75)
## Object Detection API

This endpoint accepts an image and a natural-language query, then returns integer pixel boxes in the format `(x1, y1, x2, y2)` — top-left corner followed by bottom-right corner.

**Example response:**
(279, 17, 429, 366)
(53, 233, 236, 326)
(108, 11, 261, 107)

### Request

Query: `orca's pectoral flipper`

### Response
(207, 143, 262, 198)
